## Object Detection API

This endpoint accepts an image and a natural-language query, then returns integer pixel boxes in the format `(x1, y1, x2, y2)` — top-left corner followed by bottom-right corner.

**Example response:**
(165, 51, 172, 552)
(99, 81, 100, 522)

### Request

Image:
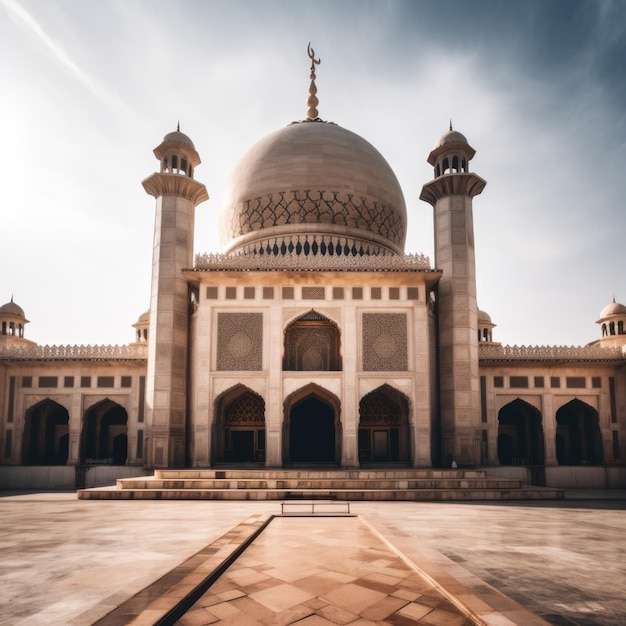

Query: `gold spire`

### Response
(306, 42, 321, 120)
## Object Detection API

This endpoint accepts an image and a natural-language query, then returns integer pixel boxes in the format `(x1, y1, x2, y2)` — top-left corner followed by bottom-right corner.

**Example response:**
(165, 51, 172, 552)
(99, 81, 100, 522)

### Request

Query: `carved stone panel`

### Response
(217, 313, 263, 371)
(362, 313, 408, 371)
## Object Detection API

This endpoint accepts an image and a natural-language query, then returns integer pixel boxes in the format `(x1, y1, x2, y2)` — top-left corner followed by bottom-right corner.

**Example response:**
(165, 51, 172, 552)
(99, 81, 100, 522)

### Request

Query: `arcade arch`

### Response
(358, 385, 411, 464)
(212, 385, 266, 464)
(80, 399, 128, 464)
(22, 399, 69, 465)
(497, 399, 545, 466)
(283, 384, 341, 464)
(556, 399, 603, 465)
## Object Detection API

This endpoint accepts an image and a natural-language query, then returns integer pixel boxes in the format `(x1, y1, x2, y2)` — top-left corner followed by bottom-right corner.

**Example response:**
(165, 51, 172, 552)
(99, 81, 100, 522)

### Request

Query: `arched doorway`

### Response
(284, 384, 341, 464)
(358, 385, 411, 464)
(497, 399, 545, 466)
(22, 399, 69, 465)
(213, 385, 266, 464)
(81, 399, 128, 464)
(556, 399, 603, 465)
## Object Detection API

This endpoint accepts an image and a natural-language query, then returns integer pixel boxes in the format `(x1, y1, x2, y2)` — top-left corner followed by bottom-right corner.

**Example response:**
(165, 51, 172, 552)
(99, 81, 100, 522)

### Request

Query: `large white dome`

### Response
(219, 121, 407, 256)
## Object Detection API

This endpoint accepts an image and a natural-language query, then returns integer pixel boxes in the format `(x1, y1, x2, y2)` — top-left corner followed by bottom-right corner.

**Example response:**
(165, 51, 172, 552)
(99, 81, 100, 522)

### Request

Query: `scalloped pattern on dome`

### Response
(0, 300, 26, 318)
(432, 129, 468, 150)
(219, 122, 407, 256)
(163, 130, 195, 150)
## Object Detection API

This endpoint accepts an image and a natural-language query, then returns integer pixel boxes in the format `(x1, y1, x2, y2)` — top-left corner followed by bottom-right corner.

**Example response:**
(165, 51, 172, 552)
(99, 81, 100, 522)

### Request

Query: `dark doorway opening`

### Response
(81, 400, 128, 464)
(22, 399, 69, 465)
(230, 430, 255, 462)
(556, 399, 603, 465)
(497, 399, 545, 466)
(289, 397, 336, 463)
(213, 385, 266, 465)
(358, 385, 411, 464)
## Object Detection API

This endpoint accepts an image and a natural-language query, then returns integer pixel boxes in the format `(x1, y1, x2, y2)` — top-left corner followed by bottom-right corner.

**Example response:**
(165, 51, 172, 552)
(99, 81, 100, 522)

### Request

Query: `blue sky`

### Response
(1, 0, 625, 346)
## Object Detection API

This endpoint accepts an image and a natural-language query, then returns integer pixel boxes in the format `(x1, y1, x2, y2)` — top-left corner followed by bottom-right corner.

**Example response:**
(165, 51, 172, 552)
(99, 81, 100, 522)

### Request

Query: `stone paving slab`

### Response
(125, 515, 481, 625)
(0, 492, 624, 625)
(90, 513, 549, 625)
(93, 514, 272, 625)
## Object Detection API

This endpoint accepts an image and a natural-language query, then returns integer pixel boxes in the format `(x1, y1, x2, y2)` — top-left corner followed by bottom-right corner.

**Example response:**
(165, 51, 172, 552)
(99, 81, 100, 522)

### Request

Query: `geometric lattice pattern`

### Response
(217, 313, 263, 371)
(228, 190, 405, 247)
(362, 313, 408, 371)
(224, 391, 265, 426)
(360, 391, 401, 426)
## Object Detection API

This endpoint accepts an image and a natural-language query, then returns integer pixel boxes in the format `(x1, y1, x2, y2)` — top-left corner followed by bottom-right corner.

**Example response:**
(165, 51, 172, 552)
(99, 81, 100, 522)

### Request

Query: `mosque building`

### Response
(1, 48, 625, 490)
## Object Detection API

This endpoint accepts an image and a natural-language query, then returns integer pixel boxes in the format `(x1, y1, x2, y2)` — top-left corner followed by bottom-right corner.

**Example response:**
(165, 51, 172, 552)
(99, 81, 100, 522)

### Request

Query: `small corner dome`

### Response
(600, 298, 626, 318)
(136, 310, 150, 324)
(0, 299, 26, 319)
(162, 130, 195, 150)
(432, 129, 468, 150)
(477, 308, 492, 324)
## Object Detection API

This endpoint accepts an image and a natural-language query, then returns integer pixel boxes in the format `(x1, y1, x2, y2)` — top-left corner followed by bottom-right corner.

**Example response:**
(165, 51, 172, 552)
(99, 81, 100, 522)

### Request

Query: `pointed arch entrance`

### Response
(497, 399, 545, 466)
(283, 384, 341, 464)
(22, 399, 69, 465)
(213, 385, 265, 464)
(358, 385, 411, 464)
(556, 399, 603, 465)
(80, 399, 128, 464)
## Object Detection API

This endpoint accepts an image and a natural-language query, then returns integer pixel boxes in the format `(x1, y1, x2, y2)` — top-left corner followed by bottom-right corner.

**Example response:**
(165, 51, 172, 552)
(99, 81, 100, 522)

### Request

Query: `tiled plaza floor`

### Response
(179, 516, 474, 626)
(0, 491, 624, 625)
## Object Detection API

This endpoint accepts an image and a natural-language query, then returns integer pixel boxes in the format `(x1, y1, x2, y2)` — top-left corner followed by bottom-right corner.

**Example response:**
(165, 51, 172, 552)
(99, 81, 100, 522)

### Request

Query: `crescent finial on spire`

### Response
(306, 42, 321, 120)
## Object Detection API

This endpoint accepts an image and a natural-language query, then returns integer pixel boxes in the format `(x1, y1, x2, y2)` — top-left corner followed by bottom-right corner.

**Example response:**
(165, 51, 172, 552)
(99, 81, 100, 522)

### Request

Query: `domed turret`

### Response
(162, 129, 195, 150)
(0, 297, 36, 346)
(131, 310, 150, 344)
(423, 122, 479, 183)
(477, 308, 498, 343)
(596, 296, 626, 347)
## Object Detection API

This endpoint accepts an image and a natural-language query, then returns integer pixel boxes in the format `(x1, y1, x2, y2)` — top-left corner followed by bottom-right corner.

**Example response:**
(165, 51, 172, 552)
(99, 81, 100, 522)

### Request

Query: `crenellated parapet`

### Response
(0, 343, 148, 362)
(479, 343, 625, 363)
(193, 251, 432, 272)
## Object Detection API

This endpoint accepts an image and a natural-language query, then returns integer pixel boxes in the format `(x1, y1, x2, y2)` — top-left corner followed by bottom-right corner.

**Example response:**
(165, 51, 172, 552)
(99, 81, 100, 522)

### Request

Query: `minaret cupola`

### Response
(477, 308, 498, 344)
(596, 296, 626, 348)
(0, 297, 36, 346)
(157, 124, 200, 178)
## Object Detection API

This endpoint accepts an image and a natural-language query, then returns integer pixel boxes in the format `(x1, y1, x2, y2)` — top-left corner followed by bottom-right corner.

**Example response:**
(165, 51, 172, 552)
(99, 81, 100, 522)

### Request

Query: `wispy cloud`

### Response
(1, 0, 130, 115)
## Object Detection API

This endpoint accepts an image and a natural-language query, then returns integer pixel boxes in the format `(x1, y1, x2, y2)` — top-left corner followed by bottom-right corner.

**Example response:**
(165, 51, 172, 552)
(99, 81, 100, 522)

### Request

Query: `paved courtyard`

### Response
(0, 491, 624, 625)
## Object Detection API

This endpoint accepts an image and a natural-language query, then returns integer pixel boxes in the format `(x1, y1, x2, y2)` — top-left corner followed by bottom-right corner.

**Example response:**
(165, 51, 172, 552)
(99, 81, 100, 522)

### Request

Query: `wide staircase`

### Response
(77, 468, 564, 501)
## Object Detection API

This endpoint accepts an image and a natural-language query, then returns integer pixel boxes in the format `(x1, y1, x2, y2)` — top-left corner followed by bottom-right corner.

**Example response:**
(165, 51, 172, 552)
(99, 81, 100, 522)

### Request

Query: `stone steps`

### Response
(116, 478, 523, 490)
(154, 469, 487, 479)
(77, 468, 564, 501)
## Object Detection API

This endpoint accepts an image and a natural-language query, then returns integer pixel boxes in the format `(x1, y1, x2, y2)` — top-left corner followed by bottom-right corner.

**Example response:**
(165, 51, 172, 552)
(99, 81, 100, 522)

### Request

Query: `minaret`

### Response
(142, 127, 208, 467)
(420, 125, 486, 466)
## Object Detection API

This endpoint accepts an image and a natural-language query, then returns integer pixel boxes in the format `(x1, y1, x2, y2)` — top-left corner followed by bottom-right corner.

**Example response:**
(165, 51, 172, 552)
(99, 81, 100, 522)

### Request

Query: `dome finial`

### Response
(177, 120, 180, 132)
(306, 42, 321, 120)
(449, 119, 453, 131)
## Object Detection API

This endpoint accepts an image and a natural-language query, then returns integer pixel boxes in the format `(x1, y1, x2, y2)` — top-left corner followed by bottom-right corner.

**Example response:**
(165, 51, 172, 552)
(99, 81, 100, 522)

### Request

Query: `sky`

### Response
(1, 0, 625, 347)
